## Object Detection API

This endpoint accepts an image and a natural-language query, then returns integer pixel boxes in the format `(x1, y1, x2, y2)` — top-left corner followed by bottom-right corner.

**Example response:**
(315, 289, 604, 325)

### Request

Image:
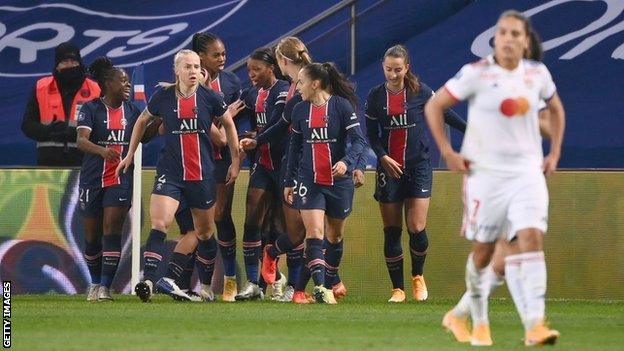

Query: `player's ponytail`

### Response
(275, 37, 313, 66)
(88, 57, 117, 96)
(383, 45, 420, 97)
(304, 62, 357, 108)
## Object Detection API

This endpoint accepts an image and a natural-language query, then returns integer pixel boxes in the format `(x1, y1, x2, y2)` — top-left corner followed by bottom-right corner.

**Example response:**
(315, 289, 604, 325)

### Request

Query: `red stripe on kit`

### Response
(209, 78, 223, 160)
(309, 103, 332, 186)
(102, 105, 125, 187)
(387, 90, 407, 168)
(178, 94, 202, 181)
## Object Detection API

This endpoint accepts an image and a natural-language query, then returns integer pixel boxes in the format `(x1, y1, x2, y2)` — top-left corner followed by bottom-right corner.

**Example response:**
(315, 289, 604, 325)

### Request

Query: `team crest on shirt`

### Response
(323, 115, 329, 123)
(120, 118, 127, 127)
(193, 107, 199, 114)
(77, 112, 85, 122)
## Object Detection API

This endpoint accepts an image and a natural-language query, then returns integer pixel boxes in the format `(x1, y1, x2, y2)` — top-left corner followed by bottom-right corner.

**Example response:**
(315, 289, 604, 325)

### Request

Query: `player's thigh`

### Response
(462, 173, 508, 244)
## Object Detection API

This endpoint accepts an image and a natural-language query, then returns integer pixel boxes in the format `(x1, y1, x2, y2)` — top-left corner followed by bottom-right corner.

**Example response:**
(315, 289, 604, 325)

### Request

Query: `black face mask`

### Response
(54, 66, 85, 90)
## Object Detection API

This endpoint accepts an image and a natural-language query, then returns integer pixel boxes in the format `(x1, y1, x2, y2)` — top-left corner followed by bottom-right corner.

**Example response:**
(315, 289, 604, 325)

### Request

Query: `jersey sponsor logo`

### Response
(500, 97, 530, 117)
(389, 113, 408, 127)
(107, 129, 126, 142)
(179, 118, 198, 131)
(471, 0, 624, 60)
(0, 2, 247, 77)
(255, 112, 267, 127)
(310, 127, 329, 141)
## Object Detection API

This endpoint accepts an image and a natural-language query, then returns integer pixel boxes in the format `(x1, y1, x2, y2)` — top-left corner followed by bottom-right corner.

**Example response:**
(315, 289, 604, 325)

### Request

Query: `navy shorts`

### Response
(293, 179, 354, 219)
(374, 160, 433, 203)
(78, 184, 132, 217)
(214, 158, 231, 184)
(248, 162, 280, 197)
(152, 173, 216, 210)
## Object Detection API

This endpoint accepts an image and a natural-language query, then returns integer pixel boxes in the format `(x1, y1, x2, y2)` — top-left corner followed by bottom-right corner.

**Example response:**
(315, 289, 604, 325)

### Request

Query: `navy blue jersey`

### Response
(208, 71, 241, 161)
(77, 99, 140, 188)
(256, 84, 301, 145)
(147, 85, 227, 181)
(288, 95, 366, 186)
(243, 79, 289, 171)
(365, 82, 465, 169)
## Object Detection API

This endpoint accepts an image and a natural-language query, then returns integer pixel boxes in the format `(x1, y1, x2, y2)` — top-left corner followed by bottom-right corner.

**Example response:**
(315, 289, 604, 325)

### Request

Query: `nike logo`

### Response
(421, 189, 429, 193)
(206, 200, 214, 205)
(119, 198, 127, 201)
(343, 208, 350, 213)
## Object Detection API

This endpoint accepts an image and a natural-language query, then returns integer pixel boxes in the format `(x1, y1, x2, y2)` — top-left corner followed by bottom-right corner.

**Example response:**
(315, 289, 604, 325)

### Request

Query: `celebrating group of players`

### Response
(75, 9, 565, 347)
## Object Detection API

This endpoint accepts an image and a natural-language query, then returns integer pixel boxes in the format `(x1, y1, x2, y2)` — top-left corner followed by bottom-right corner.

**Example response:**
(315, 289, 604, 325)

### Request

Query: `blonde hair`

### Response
(158, 49, 200, 89)
(275, 37, 312, 66)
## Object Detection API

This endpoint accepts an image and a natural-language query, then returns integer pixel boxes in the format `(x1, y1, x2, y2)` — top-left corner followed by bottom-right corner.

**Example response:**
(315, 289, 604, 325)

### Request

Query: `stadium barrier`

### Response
(0, 169, 622, 300)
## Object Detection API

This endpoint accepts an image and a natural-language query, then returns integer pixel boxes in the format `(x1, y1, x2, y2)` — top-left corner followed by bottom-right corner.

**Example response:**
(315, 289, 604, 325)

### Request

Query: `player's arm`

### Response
(210, 122, 227, 147)
(335, 105, 366, 176)
(76, 128, 119, 161)
(424, 88, 467, 171)
(443, 108, 466, 133)
(284, 108, 304, 204)
(116, 108, 153, 175)
(217, 100, 243, 185)
(542, 92, 565, 176)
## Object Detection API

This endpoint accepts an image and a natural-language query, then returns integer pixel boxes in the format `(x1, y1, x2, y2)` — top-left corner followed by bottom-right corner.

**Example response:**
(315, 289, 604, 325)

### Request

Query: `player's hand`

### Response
(353, 169, 365, 188)
(379, 155, 403, 179)
(100, 147, 120, 161)
(116, 155, 133, 176)
(225, 158, 240, 186)
(332, 161, 347, 177)
(542, 152, 559, 177)
(443, 150, 469, 172)
(239, 138, 257, 151)
(227, 99, 245, 119)
(284, 186, 295, 205)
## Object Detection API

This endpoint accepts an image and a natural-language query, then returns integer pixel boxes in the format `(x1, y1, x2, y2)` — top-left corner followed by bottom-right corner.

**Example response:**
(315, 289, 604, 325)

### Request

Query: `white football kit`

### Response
(445, 55, 556, 243)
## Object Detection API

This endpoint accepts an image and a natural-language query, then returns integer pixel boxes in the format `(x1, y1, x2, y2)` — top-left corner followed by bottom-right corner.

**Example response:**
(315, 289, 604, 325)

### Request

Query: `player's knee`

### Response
(195, 224, 215, 240)
(472, 247, 494, 269)
(150, 220, 170, 233)
(305, 227, 323, 239)
(517, 229, 543, 252)
(407, 219, 427, 233)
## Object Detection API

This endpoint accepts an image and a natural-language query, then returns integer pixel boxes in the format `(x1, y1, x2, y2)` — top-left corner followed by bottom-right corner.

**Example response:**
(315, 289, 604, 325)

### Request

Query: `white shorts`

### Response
(461, 170, 548, 243)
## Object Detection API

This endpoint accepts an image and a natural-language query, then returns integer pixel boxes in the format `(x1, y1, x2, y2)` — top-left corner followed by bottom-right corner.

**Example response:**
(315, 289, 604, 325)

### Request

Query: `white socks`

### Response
(455, 264, 503, 318)
(465, 253, 490, 326)
(504, 253, 526, 324)
(506, 251, 546, 330)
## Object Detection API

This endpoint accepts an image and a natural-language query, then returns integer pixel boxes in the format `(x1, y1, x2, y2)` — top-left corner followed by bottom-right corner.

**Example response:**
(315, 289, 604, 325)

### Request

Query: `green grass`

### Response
(11, 295, 624, 350)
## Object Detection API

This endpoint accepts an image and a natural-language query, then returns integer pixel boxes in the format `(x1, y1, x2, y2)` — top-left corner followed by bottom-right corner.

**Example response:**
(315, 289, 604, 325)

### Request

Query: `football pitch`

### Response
(11, 295, 623, 350)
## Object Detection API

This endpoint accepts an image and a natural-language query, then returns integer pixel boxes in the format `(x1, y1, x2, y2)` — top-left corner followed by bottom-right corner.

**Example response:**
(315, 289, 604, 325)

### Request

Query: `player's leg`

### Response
(99, 194, 130, 300)
(404, 161, 433, 301)
(508, 174, 558, 346)
(236, 181, 270, 300)
(79, 187, 103, 301)
(214, 181, 238, 301)
(379, 202, 405, 302)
